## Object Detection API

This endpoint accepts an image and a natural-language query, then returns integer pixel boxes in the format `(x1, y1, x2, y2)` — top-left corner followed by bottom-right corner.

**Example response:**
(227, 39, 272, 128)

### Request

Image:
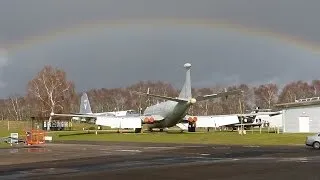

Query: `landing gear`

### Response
(134, 128, 142, 133)
(188, 121, 196, 132)
(159, 128, 164, 132)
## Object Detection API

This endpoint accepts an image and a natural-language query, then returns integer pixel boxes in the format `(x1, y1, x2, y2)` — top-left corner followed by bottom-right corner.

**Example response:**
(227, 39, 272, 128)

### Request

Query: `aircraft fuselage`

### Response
(143, 100, 191, 129)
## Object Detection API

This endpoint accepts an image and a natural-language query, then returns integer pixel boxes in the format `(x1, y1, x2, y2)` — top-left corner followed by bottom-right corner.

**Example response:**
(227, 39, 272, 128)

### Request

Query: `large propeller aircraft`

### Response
(51, 63, 243, 132)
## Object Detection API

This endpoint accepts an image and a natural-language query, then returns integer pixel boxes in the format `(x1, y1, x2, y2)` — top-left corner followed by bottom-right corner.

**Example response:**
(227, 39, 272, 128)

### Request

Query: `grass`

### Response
(0, 120, 313, 146)
(0, 143, 10, 148)
(0, 120, 30, 137)
(54, 130, 312, 146)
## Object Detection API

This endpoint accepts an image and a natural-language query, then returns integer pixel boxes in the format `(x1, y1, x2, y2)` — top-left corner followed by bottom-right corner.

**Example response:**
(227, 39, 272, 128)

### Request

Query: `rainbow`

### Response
(5, 18, 320, 54)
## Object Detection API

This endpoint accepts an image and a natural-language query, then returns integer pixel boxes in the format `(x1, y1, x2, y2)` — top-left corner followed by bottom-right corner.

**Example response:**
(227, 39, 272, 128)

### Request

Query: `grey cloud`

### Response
(1, 0, 320, 97)
(0, 49, 8, 88)
(4, 26, 320, 97)
(2, 0, 320, 45)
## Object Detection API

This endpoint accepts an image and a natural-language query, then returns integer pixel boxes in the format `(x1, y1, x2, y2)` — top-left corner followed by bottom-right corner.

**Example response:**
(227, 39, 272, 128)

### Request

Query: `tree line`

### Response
(1, 65, 320, 120)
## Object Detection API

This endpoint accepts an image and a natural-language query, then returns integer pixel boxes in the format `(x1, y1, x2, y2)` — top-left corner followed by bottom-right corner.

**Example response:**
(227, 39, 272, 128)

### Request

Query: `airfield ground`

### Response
(0, 141, 320, 180)
(0, 121, 319, 179)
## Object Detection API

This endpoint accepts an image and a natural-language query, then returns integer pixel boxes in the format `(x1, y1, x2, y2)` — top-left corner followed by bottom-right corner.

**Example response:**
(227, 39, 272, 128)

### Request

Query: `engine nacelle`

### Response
(187, 116, 198, 123)
(143, 116, 155, 124)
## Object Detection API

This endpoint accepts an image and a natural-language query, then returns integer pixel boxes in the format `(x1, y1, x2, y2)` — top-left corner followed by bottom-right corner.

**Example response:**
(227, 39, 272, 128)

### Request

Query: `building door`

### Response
(299, 116, 310, 132)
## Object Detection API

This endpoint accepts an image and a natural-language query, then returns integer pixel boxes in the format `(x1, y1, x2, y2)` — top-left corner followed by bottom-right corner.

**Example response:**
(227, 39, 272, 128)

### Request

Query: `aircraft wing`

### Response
(179, 110, 281, 129)
(50, 113, 104, 118)
(131, 90, 189, 103)
(195, 89, 243, 102)
(95, 114, 165, 128)
(52, 111, 165, 125)
(234, 111, 282, 117)
(233, 123, 262, 127)
(184, 109, 281, 118)
(181, 115, 240, 127)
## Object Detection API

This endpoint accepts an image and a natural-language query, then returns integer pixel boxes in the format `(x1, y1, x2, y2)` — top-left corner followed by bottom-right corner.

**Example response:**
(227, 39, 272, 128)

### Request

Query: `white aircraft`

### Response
(189, 106, 282, 131)
(51, 63, 243, 132)
(55, 92, 139, 124)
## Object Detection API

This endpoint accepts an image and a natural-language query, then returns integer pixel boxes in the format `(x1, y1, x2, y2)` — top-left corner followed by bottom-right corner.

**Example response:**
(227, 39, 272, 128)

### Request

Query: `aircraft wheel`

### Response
(134, 128, 142, 133)
(159, 129, 164, 132)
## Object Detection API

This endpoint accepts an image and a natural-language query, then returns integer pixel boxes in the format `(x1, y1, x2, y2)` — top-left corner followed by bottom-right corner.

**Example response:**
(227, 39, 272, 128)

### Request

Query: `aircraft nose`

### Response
(190, 98, 197, 104)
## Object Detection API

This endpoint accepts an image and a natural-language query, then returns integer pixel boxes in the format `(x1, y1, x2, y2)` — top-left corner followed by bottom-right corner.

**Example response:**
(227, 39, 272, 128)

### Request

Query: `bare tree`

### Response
(311, 80, 320, 96)
(27, 65, 76, 130)
(254, 83, 278, 109)
(7, 94, 23, 120)
(0, 99, 7, 120)
(278, 81, 314, 103)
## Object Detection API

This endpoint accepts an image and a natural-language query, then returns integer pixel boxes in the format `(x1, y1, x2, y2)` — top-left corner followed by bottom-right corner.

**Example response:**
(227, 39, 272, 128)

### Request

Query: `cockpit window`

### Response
(127, 110, 137, 114)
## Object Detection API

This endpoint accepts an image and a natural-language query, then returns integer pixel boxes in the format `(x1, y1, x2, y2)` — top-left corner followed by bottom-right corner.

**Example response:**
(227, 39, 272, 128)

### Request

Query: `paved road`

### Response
(0, 141, 319, 180)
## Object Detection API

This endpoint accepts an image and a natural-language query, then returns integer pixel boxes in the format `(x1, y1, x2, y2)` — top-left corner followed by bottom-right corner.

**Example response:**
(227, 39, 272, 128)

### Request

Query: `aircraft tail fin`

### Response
(80, 92, 92, 114)
(130, 63, 194, 104)
(178, 63, 192, 99)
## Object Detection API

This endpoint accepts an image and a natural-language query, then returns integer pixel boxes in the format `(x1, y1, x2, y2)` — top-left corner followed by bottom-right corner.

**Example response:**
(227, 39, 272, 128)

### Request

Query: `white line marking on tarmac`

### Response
(117, 150, 142, 153)
(243, 145, 260, 148)
(144, 147, 177, 149)
(212, 147, 230, 149)
(278, 157, 309, 162)
(200, 154, 210, 156)
(179, 146, 206, 148)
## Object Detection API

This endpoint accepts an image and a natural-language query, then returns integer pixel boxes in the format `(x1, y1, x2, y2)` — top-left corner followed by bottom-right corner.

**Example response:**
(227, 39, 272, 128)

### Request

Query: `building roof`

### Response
(275, 98, 320, 109)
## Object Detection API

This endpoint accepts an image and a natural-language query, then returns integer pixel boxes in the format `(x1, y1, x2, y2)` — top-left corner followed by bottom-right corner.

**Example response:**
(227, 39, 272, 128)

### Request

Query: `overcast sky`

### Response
(0, 0, 320, 98)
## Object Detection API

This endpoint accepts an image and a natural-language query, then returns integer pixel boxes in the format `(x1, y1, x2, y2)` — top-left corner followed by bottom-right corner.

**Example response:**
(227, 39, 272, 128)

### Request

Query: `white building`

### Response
(275, 97, 320, 133)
